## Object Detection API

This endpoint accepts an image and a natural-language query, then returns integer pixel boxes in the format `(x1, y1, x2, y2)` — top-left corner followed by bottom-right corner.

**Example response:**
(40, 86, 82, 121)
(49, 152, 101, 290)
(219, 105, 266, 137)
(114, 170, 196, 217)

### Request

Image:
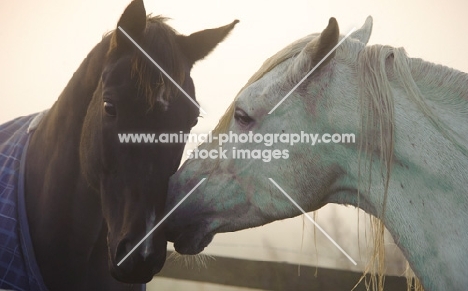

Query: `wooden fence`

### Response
(157, 251, 408, 290)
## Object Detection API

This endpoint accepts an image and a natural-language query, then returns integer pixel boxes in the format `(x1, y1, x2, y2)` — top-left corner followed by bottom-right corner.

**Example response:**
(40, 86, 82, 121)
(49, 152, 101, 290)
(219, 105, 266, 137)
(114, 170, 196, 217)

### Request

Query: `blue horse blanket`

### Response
(0, 113, 49, 291)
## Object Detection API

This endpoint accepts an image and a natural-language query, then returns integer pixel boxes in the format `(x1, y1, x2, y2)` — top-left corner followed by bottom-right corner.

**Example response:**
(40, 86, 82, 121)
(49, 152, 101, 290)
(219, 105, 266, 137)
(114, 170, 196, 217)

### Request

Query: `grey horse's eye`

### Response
(234, 108, 253, 127)
(103, 101, 117, 117)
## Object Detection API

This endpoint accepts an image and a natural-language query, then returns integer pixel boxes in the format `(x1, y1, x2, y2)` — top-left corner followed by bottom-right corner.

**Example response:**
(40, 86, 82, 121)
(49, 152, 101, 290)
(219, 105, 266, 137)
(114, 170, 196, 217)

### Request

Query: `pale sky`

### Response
(1, 0, 467, 277)
(2, 0, 467, 126)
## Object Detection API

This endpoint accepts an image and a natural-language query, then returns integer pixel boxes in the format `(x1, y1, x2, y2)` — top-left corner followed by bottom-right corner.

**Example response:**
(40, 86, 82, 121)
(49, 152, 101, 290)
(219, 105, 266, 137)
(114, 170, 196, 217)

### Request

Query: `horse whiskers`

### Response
(167, 252, 215, 269)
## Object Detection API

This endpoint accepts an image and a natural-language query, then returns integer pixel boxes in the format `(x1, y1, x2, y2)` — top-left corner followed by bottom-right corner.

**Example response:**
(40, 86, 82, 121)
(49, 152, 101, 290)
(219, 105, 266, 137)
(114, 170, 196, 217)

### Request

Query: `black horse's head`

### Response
(79, 0, 237, 283)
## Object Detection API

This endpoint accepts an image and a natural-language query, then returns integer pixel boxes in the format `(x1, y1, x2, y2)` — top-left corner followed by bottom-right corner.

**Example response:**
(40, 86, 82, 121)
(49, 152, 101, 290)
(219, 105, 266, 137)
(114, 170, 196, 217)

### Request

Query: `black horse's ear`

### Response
(116, 0, 146, 46)
(177, 20, 239, 64)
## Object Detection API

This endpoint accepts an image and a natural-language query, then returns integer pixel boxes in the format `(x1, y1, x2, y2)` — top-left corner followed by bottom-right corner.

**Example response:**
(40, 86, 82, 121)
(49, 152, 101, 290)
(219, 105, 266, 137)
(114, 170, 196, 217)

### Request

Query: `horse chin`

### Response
(110, 265, 159, 284)
(169, 231, 215, 255)
(109, 239, 167, 284)
(110, 257, 165, 284)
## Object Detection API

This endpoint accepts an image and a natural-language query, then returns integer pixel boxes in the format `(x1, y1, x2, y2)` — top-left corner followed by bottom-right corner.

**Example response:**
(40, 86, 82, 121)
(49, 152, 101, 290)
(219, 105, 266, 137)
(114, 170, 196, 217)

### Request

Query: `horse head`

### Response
(165, 17, 373, 254)
(166, 12, 468, 290)
(79, 0, 237, 283)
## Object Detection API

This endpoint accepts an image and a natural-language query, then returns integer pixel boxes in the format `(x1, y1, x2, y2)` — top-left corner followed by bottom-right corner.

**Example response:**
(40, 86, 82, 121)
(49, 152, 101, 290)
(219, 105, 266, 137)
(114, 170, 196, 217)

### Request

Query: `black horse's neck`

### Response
(24, 36, 122, 290)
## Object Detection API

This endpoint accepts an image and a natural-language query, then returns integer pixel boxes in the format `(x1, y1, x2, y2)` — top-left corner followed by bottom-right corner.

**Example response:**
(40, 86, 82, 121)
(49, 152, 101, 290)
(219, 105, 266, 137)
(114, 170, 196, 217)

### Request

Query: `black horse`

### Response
(0, 0, 237, 290)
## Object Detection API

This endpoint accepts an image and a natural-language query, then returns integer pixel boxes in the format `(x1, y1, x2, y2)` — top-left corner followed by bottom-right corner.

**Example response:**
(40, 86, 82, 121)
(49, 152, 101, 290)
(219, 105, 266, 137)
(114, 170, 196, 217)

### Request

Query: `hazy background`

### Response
(2, 0, 467, 290)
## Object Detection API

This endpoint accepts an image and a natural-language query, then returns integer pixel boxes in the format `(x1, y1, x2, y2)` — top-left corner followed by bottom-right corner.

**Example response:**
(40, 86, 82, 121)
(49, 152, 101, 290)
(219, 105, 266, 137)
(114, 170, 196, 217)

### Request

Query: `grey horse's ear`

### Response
(350, 16, 373, 44)
(288, 17, 339, 82)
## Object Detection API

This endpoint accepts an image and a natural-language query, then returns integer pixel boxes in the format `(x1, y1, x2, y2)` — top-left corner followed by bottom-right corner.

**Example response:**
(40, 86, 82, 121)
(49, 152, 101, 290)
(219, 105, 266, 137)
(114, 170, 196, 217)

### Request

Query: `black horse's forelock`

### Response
(108, 15, 186, 110)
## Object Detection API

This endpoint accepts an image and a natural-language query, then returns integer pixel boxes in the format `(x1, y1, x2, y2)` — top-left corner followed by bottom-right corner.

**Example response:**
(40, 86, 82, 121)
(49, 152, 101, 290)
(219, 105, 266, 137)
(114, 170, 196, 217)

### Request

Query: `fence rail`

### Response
(157, 251, 408, 290)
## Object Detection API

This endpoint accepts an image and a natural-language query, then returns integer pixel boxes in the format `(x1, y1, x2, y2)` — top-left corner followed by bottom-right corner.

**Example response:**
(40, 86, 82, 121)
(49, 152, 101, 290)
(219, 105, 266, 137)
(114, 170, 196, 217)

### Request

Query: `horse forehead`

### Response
(238, 60, 292, 102)
(103, 55, 132, 78)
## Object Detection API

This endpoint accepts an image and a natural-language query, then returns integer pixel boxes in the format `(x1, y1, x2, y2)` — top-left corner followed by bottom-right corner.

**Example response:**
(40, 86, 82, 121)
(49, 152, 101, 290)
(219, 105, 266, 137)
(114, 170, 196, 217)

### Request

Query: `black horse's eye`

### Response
(103, 101, 117, 116)
(234, 109, 253, 127)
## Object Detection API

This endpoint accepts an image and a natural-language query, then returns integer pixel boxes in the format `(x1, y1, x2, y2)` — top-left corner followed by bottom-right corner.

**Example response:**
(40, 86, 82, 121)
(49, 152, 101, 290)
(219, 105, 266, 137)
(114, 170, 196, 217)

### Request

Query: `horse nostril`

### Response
(116, 238, 132, 263)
